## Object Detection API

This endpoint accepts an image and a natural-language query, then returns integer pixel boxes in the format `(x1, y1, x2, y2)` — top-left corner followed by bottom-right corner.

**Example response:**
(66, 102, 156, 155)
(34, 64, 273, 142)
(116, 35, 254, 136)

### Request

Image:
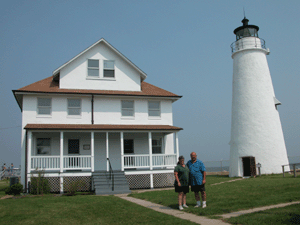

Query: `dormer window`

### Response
(87, 59, 115, 79)
(88, 59, 99, 77)
(104, 60, 115, 78)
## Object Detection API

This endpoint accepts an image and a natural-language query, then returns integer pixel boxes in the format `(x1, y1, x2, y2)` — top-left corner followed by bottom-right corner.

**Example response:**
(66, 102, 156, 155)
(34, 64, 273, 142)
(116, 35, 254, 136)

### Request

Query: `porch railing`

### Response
(152, 154, 177, 167)
(124, 154, 150, 168)
(31, 156, 91, 170)
(124, 154, 177, 169)
(64, 156, 91, 169)
(31, 156, 60, 170)
(31, 154, 176, 170)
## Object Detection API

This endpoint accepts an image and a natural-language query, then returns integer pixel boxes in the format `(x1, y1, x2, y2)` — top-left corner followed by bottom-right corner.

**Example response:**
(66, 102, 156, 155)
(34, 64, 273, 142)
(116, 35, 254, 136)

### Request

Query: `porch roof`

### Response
(24, 124, 183, 131)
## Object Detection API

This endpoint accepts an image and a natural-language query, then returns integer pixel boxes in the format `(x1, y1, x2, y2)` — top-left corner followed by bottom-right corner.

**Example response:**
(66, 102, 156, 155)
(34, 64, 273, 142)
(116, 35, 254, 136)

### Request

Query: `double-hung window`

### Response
(37, 98, 51, 115)
(121, 100, 134, 117)
(68, 99, 81, 116)
(104, 60, 115, 78)
(152, 138, 162, 154)
(88, 59, 99, 77)
(148, 101, 160, 117)
(36, 138, 51, 155)
(87, 59, 115, 78)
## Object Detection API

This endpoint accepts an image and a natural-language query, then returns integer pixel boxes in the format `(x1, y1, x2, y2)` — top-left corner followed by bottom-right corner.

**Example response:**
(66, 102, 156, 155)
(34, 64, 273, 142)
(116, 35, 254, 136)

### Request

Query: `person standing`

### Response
(187, 152, 207, 208)
(174, 156, 190, 210)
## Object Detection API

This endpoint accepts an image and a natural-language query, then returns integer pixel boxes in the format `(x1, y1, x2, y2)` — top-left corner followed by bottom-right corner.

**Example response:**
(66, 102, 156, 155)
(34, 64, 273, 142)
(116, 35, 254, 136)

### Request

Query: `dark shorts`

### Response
(191, 184, 205, 193)
(175, 185, 189, 194)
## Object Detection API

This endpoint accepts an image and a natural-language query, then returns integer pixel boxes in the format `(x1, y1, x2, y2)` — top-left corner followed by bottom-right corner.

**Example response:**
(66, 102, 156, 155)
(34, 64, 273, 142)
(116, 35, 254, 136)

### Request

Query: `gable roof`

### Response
(52, 38, 147, 81)
(13, 76, 182, 110)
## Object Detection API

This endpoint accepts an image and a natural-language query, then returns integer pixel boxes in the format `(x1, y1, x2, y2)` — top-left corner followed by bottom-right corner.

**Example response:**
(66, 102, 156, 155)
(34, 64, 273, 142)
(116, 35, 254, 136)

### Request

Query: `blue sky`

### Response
(1, 0, 300, 167)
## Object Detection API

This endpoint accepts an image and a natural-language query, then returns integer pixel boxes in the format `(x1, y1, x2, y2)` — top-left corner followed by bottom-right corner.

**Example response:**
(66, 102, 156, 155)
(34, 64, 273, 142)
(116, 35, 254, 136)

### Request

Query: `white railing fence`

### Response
(124, 155, 150, 168)
(124, 154, 177, 169)
(64, 156, 91, 169)
(152, 154, 177, 167)
(31, 156, 60, 170)
(30, 156, 91, 170)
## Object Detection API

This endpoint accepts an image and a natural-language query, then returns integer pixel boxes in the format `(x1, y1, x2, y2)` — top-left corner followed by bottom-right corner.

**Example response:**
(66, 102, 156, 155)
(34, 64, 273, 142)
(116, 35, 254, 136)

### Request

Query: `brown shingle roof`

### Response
(14, 76, 181, 98)
(24, 124, 183, 131)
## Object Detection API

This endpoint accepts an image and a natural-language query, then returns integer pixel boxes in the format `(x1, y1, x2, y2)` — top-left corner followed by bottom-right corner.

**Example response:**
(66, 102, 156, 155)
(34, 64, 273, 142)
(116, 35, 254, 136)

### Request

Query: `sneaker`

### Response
(183, 204, 189, 208)
(179, 205, 184, 210)
(194, 204, 201, 208)
(202, 203, 206, 208)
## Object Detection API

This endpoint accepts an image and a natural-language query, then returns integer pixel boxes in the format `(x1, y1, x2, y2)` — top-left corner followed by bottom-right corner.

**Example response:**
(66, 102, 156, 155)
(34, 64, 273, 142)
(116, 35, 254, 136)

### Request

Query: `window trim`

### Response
(124, 139, 134, 154)
(36, 138, 51, 155)
(121, 100, 135, 118)
(67, 98, 82, 117)
(103, 60, 115, 78)
(68, 139, 80, 155)
(86, 59, 116, 80)
(152, 138, 162, 154)
(37, 97, 52, 117)
(148, 101, 161, 118)
(87, 59, 100, 78)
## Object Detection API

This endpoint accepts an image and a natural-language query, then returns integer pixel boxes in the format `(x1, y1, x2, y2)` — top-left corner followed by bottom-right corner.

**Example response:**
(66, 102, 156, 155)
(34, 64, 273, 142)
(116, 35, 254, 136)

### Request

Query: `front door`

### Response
(242, 157, 256, 177)
(68, 139, 80, 167)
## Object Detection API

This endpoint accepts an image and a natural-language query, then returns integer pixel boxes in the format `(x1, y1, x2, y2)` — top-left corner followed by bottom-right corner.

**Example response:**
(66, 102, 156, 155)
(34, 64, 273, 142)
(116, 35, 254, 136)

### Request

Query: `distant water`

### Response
(206, 166, 229, 172)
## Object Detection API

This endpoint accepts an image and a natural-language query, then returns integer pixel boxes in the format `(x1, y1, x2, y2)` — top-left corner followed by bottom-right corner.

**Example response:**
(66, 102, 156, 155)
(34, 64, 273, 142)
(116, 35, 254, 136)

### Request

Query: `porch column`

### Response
(148, 132, 153, 170)
(60, 131, 64, 194)
(91, 132, 94, 172)
(120, 132, 124, 171)
(175, 132, 179, 160)
(60, 132, 64, 173)
(27, 131, 32, 177)
(106, 132, 109, 172)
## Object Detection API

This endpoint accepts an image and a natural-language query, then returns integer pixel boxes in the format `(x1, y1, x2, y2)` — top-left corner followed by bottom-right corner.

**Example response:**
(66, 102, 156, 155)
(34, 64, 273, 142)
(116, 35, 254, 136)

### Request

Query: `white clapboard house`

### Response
(13, 38, 182, 194)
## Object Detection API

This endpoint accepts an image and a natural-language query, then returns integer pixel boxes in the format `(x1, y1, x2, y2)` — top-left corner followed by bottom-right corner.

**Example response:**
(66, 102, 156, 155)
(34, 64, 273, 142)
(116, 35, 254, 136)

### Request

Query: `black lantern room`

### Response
(234, 17, 259, 40)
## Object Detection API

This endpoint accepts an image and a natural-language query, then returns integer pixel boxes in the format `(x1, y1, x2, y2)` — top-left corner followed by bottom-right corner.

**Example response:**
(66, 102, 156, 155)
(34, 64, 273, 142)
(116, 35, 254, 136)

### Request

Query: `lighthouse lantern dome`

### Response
(234, 17, 259, 40)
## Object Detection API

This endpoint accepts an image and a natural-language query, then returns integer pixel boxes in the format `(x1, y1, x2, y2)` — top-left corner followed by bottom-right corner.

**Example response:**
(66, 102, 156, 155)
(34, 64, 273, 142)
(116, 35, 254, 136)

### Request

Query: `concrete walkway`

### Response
(218, 201, 300, 219)
(116, 194, 230, 225)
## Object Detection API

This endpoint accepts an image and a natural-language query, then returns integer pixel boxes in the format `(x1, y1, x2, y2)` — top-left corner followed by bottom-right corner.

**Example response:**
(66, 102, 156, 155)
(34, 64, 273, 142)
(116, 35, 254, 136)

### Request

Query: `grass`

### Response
(0, 192, 197, 224)
(1, 175, 299, 224)
(130, 174, 300, 217)
(225, 203, 300, 225)
(0, 179, 9, 197)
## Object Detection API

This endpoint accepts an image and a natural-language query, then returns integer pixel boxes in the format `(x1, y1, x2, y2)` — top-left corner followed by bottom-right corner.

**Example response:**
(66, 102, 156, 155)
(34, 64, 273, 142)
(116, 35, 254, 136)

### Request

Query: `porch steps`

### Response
(92, 171, 131, 195)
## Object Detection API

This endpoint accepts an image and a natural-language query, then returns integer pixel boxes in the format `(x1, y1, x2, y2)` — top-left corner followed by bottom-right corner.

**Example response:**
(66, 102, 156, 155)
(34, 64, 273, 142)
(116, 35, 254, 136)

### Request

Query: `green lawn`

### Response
(1, 175, 299, 224)
(225, 203, 300, 225)
(0, 179, 9, 197)
(0, 194, 197, 225)
(130, 174, 300, 217)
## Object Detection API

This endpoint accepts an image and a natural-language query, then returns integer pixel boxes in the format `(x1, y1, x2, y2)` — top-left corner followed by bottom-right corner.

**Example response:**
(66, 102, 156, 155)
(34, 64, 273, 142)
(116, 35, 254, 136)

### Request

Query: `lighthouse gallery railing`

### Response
(231, 37, 266, 53)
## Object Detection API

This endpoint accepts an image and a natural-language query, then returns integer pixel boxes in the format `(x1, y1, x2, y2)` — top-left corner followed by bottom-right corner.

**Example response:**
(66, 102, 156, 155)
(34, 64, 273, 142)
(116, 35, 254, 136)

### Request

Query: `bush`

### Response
(67, 180, 85, 196)
(30, 169, 51, 195)
(5, 183, 23, 195)
(30, 177, 50, 195)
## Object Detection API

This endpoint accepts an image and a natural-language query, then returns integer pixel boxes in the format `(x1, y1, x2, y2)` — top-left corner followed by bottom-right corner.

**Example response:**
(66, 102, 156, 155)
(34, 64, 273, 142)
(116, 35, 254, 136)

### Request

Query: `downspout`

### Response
(25, 130, 28, 192)
(91, 94, 94, 124)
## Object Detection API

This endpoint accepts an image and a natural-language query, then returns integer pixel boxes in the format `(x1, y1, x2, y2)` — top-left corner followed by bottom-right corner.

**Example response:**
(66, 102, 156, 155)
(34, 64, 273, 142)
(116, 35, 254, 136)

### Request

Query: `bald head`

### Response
(190, 152, 197, 162)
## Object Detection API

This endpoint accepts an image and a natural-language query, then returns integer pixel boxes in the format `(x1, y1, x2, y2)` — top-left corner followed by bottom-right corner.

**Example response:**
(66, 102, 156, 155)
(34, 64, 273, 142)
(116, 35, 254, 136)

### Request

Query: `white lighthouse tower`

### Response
(229, 17, 289, 177)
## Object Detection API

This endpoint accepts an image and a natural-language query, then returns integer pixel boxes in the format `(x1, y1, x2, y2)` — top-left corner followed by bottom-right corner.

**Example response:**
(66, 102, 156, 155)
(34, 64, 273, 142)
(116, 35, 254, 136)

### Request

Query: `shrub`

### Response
(5, 183, 23, 195)
(67, 180, 85, 196)
(30, 177, 50, 195)
(30, 169, 50, 195)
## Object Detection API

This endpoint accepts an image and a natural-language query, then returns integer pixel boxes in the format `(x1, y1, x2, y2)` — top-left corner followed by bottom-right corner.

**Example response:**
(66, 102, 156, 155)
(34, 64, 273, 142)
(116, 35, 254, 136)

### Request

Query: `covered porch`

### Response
(25, 124, 182, 174)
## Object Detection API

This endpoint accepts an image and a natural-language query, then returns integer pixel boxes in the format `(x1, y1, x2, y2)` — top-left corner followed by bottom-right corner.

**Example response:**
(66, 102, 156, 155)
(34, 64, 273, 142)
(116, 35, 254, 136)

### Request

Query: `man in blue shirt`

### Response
(187, 152, 206, 208)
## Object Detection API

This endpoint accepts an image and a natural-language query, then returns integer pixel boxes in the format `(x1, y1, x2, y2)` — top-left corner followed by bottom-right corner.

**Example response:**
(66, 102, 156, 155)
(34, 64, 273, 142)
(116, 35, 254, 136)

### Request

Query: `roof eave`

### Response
(13, 90, 182, 99)
(12, 90, 23, 111)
